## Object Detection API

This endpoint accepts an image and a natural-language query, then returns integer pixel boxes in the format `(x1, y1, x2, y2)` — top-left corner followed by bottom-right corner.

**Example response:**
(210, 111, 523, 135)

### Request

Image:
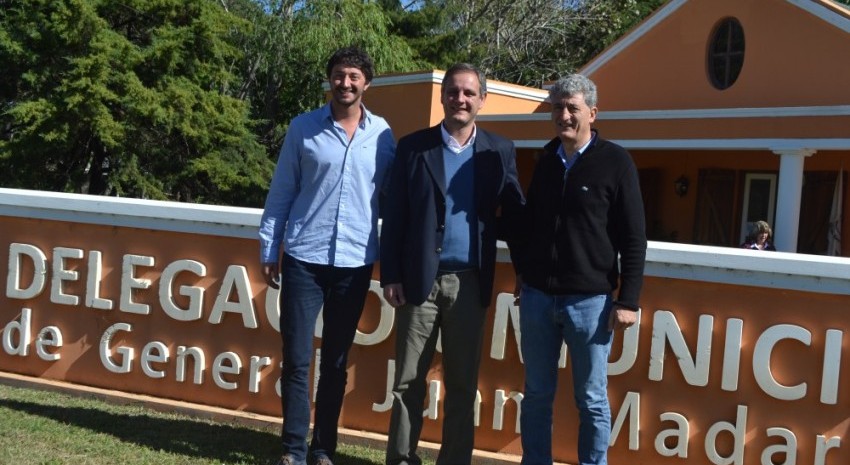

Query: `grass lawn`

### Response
(0, 382, 390, 465)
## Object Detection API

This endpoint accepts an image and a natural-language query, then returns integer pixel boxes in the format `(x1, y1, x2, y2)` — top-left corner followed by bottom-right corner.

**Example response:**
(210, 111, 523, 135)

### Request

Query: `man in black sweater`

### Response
(514, 74, 646, 465)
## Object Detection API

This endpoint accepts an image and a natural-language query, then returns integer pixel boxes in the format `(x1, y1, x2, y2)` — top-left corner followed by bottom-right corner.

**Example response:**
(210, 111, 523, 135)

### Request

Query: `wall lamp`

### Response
(674, 175, 689, 197)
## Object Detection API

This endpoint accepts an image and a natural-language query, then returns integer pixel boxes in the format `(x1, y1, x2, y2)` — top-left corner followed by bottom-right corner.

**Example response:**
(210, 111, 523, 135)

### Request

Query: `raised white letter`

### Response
(491, 292, 522, 361)
(610, 391, 640, 450)
(212, 351, 242, 390)
(705, 405, 747, 465)
(99, 322, 134, 373)
(721, 318, 744, 391)
(210, 265, 257, 328)
(814, 435, 840, 465)
(141, 341, 169, 378)
(373, 360, 395, 412)
(85, 251, 113, 310)
(655, 412, 689, 458)
(2, 307, 32, 356)
(354, 280, 395, 345)
(248, 355, 272, 393)
(649, 311, 713, 386)
(424, 380, 441, 420)
(36, 326, 63, 361)
(120, 255, 154, 314)
(761, 427, 797, 465)
(51, 247, 83, 306)
(753, 324, 810, 401)
(6, 243, 46, 299)
(160, 259, 206, 322)
(493, 389, 522, 433)
(175, 346, 206, 384)
(820, 329, 842, 405)
(610, 309, 641, 375)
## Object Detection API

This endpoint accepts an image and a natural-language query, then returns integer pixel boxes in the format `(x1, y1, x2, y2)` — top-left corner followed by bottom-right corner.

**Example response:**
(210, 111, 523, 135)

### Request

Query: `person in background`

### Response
(741, 220, 776, 251)
(513, 74, 647, 465)
(380, 62, 525, 465)
(258, 46, 395, 465)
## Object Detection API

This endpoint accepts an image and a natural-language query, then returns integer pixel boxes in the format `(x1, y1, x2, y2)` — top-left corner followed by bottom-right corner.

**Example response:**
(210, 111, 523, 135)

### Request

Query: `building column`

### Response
(772, 149, 815, 252)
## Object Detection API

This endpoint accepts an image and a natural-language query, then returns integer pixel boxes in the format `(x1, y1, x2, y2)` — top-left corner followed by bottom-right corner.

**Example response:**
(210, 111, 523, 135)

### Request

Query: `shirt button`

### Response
(438, 224, 445, 231)
(436, 247, 442, 253)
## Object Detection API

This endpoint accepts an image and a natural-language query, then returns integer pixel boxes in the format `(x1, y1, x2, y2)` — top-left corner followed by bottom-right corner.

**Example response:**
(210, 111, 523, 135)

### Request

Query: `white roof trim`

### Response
(643, 240, 850, 295)
(511, 138, 850, 150)
(599, 105, 850, 119)
(787, 0, 850, 33)
(477, 105, 850, 122)
(580, 0, 688, 77)
(367, 71, 549, 102)
(0, 188, 262, 239)
(371, 71, 444, 86)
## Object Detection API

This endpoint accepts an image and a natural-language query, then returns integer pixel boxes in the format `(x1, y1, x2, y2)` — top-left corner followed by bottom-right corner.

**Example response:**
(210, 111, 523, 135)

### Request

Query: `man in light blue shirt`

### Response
(259, 47, 395, 465)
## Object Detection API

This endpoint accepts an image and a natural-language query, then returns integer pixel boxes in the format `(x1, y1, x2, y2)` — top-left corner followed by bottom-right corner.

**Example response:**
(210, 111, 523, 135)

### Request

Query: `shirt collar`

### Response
(556, 131, 596, 166)
(322, 102, 370, 128)
(440, 122, 476, 153)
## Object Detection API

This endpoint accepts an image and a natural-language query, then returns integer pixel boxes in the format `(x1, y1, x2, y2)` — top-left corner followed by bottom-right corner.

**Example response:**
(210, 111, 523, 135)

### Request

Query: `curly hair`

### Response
(326, 46, 374, 82)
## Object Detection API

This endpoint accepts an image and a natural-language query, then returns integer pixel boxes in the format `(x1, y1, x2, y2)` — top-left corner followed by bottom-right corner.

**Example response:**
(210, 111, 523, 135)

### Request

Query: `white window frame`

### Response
(739, 173, 777, 244)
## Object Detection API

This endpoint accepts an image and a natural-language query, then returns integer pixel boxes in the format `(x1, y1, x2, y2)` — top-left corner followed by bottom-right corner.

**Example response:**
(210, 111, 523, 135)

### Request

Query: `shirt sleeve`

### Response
(613, 154, 648, 310)
(258, 122, 302, 264)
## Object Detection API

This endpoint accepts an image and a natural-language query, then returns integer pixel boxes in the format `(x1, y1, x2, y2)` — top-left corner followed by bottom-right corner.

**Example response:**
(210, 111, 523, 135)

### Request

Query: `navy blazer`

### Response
(380, 124, 525, 307)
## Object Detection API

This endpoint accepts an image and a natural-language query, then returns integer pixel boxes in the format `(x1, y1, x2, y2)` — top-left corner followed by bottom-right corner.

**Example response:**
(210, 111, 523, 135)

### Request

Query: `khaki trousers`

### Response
(385, 270, 487, 465)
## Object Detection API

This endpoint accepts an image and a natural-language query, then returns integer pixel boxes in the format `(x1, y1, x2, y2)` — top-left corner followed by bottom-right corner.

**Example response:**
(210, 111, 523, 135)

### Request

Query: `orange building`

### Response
(2, 1, 850, 465)
(365, 0, 850, 256)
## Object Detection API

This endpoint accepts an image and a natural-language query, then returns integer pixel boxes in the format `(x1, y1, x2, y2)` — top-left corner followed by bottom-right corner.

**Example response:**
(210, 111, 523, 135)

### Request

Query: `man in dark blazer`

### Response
(380, 63, 525, 465)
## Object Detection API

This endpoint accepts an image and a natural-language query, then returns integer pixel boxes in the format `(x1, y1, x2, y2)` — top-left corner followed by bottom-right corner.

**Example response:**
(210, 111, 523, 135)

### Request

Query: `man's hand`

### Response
(513, 274, 523, 298)
(383, 283, 406, 308)
(262, 262, 281, 290)
(608, 304, 637, 331)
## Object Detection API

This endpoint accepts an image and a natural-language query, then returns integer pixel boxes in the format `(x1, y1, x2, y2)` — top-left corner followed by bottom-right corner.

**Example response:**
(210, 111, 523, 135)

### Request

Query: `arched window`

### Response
(707, 18, 745, 90)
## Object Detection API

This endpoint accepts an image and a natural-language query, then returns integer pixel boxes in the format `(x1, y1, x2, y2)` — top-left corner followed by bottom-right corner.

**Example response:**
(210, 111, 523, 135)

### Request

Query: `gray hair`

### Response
(442, 63, 487, 96)
(549, 74, 597, 108)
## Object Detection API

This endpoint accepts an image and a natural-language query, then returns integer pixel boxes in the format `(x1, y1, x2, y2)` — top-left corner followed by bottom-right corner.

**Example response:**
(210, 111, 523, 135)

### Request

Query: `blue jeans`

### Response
(519, 286, 613, 465)
(279, 254, 373, 464)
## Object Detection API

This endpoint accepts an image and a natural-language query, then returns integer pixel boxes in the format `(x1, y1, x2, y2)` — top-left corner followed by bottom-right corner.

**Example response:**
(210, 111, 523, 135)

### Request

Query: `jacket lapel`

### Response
(422, 125, 447, 197)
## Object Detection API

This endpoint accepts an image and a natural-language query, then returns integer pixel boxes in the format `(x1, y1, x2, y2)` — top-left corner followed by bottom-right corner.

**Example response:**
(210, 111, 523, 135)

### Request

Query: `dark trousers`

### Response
(279, 253, 373, 463)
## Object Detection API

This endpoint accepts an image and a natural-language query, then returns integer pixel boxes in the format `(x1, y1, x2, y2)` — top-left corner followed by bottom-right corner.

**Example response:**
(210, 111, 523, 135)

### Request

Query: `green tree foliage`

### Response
(567, 0, 666, 69)
(224, 0, 421, 158)
(0, 0, 661, 204)
(0, 0, 273, 205)
(380, 0, 664, 87)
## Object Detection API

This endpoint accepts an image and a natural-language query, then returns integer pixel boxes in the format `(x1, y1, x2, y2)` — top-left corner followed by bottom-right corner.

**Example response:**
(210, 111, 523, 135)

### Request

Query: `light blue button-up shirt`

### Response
(556, 133, 595, 170)
(259, 103, 395, 267)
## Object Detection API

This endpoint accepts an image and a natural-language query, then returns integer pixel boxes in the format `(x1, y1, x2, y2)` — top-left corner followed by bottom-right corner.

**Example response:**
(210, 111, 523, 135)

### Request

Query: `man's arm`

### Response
(377, 125, 397, 221)
(258, 121, 302, 271)
(613, 151, 647, 311)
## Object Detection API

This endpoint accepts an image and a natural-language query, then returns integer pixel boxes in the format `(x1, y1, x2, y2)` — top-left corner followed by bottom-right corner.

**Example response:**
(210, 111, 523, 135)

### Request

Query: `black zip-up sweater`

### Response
(515, 131, 647, 310)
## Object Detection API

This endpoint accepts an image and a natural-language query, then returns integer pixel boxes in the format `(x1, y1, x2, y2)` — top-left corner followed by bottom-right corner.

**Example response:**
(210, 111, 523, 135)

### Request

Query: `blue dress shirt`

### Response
(556, 133, 595, 171)
(259, 103, 395, 267)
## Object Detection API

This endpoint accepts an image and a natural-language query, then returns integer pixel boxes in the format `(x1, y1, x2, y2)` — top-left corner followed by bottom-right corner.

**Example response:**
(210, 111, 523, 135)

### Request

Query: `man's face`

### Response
(440, 71, 486, 130)
(551, 93, 597, 146)
(328, 64, 370, 108)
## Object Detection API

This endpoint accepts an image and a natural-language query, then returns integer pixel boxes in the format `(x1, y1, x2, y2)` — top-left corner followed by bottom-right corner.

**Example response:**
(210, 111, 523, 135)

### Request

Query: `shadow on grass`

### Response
(0, 397, 381, 465)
